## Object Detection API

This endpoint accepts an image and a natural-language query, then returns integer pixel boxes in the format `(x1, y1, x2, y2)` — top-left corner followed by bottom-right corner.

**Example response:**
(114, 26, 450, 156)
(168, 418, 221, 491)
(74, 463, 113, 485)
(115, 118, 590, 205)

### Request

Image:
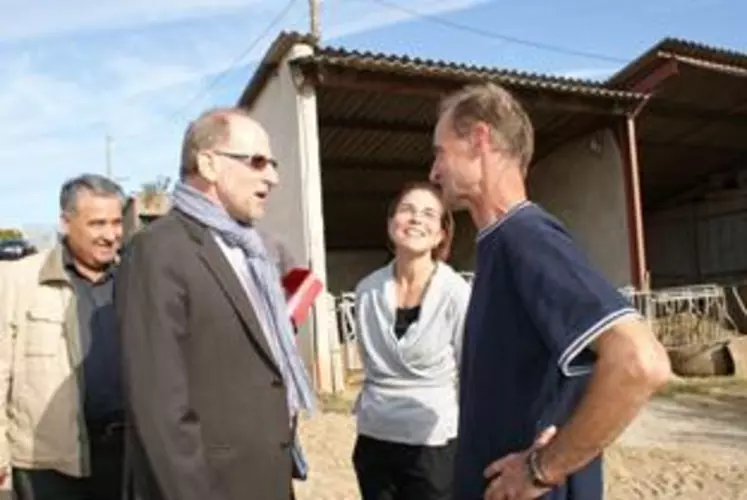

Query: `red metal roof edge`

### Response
(607, 37, 747, 89)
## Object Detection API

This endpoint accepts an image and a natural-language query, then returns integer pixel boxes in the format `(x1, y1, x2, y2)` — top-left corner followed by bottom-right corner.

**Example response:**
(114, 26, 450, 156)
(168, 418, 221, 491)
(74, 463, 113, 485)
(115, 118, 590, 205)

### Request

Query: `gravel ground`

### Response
(294, 391, 747, 500)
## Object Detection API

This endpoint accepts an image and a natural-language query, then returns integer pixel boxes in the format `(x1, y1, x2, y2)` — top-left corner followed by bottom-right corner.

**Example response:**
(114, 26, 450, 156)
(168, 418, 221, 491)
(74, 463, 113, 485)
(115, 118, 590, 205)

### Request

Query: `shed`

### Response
(238, 32, 646, 392)
(608, 38, 747, 287)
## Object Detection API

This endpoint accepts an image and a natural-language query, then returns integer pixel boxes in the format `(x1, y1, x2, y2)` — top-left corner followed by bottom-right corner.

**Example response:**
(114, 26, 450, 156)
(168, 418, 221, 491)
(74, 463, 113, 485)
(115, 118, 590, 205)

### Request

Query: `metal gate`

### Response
(621, 284, 734, 348)
(333, 277, 737, 378)
(335, 293, 363, 375)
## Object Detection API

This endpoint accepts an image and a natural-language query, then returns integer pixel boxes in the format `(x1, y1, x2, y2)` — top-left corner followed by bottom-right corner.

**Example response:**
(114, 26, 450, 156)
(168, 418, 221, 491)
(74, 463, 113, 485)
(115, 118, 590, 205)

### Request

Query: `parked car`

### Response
(0, 239, 37, 261)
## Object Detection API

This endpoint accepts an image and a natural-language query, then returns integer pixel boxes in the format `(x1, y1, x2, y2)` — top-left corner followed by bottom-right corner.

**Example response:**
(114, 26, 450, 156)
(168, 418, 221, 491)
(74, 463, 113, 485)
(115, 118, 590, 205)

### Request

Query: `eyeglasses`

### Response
(396, 204, 441, 223)
(213, 150, 278, 170)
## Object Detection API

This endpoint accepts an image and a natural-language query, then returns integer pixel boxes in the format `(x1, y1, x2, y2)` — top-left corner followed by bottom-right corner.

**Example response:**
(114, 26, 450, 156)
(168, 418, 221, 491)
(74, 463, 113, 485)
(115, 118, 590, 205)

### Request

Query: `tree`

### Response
(140, 176, 171, 210)
(0, 229, 24, 241)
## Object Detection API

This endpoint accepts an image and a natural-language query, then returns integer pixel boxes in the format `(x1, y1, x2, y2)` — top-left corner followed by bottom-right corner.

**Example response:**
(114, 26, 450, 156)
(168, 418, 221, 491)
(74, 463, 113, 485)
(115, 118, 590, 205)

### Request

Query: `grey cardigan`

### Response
(353, 262, 471, 446)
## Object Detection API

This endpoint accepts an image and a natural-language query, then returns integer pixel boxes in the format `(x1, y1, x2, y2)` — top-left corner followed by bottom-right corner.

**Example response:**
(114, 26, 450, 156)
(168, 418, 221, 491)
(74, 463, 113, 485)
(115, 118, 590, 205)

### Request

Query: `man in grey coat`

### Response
(115, 107, 314, 500)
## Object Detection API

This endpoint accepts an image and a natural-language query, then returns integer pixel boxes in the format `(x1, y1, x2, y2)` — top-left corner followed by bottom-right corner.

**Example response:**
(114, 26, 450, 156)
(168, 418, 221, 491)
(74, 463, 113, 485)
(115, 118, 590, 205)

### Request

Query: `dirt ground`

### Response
(294, 380, 747, 500)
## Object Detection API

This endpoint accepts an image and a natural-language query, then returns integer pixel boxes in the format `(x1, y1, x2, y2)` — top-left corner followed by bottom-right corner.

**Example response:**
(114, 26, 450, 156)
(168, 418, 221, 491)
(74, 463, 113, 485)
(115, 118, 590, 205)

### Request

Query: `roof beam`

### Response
(673, 53, 747, 78)
(520, 90, 630, 116)
(303, 64, 447, 97)
(322, 168, 427, 192)
(631, 57, 680, 93)
(319, 116, 433, 134)
(645, 100, 747, 127)
(324, 192, 402, 202)
(322, 158, 429, 173)
(641, 139, 747, 155)
(324, 189, 401, 199)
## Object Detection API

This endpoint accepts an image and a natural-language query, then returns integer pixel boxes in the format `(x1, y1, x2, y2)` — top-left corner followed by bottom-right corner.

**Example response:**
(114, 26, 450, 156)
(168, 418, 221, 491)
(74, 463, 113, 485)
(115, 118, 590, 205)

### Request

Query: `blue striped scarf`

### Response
(173, 182, 315, 475)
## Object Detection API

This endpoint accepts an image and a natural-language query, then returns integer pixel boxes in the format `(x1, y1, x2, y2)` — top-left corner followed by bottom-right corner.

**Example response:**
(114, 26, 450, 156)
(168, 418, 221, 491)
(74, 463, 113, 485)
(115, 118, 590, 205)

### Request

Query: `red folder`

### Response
(282, 267, 323, 327)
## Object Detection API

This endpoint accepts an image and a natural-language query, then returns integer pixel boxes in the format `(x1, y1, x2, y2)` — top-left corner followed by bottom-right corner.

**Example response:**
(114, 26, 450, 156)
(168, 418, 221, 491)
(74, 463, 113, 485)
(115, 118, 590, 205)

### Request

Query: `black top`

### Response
(63, 245, 123, 423)
(393, 305, 421, 339)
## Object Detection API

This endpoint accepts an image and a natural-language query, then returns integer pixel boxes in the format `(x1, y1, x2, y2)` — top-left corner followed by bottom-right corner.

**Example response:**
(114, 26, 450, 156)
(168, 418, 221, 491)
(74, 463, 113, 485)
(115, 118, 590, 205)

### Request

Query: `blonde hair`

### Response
(439, 82, 535, 174)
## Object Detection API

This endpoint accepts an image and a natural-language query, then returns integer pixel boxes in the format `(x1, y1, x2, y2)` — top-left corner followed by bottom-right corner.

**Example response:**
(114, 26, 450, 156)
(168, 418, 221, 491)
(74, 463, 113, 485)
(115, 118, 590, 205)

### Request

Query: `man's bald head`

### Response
(179, 107, 264, 179)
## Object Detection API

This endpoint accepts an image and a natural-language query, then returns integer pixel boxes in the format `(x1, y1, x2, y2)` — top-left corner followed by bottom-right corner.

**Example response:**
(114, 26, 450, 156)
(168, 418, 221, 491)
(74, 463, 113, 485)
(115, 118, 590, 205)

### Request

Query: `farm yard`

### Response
(297, 283, 747, 500)
(294, 378, 747, 500)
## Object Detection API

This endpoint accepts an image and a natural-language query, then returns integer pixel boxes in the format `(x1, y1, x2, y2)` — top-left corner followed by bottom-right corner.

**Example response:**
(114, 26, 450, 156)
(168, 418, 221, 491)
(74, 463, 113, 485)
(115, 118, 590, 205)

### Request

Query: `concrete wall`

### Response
(528, 129, 632, 286)
(249, 42, 341, 392)
(251, 51, 312, 267)
(646, 190, 747, 287)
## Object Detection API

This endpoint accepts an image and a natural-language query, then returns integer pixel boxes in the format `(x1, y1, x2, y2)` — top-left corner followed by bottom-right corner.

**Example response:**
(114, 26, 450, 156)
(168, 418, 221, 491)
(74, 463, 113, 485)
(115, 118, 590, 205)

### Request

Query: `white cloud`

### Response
(0, 0, 488, 226)
(0, 0, 267, 42)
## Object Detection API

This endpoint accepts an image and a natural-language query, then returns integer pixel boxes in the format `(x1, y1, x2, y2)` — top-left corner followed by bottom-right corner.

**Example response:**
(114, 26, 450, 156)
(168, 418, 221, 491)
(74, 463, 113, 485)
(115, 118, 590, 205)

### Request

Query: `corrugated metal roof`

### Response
(315, 86, 582, 170)
(238, 31, 644, 109)
(240, 33, 747, 109)
(656, 38, 747, 68)
(608, 37, 747, 88)
(296, 45, 643, 101)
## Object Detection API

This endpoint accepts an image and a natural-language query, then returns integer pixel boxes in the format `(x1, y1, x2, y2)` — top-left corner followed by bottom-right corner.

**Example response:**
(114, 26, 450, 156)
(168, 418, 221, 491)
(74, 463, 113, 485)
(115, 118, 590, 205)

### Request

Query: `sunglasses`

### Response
(213, 150, 278, 170)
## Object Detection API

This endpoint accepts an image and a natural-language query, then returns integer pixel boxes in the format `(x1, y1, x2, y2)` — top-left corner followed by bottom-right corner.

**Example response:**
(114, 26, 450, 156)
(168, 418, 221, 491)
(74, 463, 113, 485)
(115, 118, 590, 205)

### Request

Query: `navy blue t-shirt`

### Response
(453, 202, 637, 500)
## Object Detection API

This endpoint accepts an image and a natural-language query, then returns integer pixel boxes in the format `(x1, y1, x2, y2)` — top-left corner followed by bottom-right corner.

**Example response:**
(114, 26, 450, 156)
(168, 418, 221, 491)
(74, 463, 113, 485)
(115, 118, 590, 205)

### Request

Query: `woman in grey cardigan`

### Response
(352, 182, 471, 500)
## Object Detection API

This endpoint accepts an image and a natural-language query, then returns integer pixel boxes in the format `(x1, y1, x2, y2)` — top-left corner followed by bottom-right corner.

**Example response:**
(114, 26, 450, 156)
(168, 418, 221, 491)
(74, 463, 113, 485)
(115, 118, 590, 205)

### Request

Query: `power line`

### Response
(111, 0, 299, 172)
(9, 2, 302, 198)
(116, 0, 299, 144)
(165, 0, 299, 123)
(364, 0, 628, 64)
(105, 133, 113, 178)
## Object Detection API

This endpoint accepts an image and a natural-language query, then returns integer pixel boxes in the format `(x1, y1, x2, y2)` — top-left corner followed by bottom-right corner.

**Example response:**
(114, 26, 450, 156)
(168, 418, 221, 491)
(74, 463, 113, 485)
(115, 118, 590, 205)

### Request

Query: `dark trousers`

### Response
(353, 434, 457, 500)
(13, 428, 125, 500)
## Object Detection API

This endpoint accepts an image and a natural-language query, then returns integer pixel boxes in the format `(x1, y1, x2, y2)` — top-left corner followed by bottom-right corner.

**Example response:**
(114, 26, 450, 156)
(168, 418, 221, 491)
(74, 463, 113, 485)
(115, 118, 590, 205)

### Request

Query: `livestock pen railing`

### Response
(620, 284, 734, 348)
(334, 277, 738, 377)
(335, 292, 362, 374)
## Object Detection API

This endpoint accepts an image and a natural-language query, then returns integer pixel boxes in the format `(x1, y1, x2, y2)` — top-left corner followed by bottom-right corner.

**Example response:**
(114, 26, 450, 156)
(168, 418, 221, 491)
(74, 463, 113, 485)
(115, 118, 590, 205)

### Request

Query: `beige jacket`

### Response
(0, 245, 91, 478)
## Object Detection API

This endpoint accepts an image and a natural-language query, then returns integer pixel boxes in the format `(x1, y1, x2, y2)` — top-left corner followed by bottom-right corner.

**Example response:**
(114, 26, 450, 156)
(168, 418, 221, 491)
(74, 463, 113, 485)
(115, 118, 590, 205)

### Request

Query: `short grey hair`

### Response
(60, 174, 125, 214)
(439, 82, 535, 174)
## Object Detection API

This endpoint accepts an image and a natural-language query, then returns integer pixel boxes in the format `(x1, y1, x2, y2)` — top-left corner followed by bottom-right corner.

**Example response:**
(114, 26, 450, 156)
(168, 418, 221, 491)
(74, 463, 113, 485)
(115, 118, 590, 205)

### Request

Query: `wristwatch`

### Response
(526, 449, 556, 489)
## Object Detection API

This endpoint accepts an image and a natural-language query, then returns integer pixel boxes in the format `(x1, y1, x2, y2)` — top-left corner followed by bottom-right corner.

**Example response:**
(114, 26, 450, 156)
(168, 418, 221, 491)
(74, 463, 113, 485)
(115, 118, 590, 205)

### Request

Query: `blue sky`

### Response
(1, 0, 745, 230)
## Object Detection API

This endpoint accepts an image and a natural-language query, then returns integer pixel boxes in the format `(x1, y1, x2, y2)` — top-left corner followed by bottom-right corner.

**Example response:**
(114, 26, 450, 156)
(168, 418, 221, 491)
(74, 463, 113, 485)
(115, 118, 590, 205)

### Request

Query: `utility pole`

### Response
(309, 0, 321, 41)
(105, 133, 113, 179)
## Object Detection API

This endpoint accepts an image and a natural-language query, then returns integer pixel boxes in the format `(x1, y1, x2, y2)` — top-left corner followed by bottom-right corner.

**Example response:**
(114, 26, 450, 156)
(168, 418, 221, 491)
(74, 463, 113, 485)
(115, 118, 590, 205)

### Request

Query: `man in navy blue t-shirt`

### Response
(429, 83, 672, 500)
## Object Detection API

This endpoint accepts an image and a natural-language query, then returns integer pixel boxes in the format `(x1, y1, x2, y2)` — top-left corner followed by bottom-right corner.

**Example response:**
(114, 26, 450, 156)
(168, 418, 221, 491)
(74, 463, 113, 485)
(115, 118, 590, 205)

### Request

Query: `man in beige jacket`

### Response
(0, 174, 125, 500)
